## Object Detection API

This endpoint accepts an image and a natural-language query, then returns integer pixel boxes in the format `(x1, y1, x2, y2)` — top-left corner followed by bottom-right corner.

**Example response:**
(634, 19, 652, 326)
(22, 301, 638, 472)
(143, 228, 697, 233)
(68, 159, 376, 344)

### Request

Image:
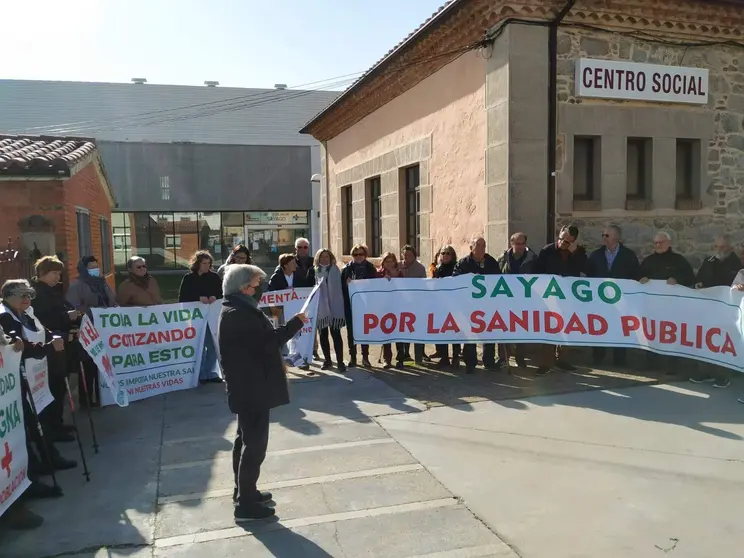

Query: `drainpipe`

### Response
(323, 140, 330, 249)
(546, 0, 576, 244)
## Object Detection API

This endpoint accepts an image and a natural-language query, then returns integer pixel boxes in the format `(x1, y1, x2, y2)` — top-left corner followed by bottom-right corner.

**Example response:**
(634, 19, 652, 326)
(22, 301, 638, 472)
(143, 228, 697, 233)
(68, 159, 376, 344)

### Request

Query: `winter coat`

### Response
(340, 260, 377, 308)
(66, 259, 117, 314)
(178, 271, 222, 302)
(272, 255, 315, 288)
(497, 249, 537, 274)
(695, 252, 742, 288)
(433, 261, 457, 278)
(588, 244, 640, 280)
(217, 294, 303, 413)
(117, 275, 163, 307)
(533, 243, 589, 277)
(639, 250, 695, 287)
(30, 279, 77, 335)
(452, 253, 501, 276)
(400, 260, 427, 278)
(268, 270, 293, 292)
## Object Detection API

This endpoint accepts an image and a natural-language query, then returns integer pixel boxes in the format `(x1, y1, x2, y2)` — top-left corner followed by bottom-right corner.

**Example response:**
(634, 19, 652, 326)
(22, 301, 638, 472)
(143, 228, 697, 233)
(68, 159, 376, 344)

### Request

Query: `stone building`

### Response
(301, 0, 744, 269)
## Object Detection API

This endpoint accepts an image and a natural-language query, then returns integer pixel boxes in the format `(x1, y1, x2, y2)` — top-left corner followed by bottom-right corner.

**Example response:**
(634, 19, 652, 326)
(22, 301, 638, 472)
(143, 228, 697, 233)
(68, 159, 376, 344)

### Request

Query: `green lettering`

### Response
(571, 280, 592, 302)
(471, 275, 487, 299)
(516, 276, 538, 297)
(543, 278, 566, 300)
(598, 281, 622, 304)
(489, 277, 514, 298)
(192, 307, 204, 320)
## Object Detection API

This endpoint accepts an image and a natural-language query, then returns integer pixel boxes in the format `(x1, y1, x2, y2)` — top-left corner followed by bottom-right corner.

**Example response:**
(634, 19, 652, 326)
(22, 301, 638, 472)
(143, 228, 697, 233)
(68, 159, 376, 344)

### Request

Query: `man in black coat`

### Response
(639, 231, 695, 373)
(497, 233, 537, 367)
(452, 236, 501, 374)
(588, 225, 640, 367)
(218, 264, 307, 522)
(694, 234, 741, 289)
(533, 225, 589, 375)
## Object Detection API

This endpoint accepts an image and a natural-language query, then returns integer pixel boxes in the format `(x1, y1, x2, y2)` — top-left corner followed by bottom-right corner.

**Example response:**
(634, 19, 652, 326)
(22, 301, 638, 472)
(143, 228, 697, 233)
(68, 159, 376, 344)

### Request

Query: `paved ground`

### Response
(2, 354, 742, 557)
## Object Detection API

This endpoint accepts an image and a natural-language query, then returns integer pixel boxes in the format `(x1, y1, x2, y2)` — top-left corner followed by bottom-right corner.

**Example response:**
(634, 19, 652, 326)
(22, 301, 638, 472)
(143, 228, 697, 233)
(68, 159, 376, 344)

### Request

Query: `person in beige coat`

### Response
(117, 256, 163, 307)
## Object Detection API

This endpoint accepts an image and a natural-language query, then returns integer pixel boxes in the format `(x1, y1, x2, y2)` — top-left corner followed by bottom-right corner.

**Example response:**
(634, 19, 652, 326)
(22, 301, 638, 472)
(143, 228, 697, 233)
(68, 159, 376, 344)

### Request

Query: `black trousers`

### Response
(344, 308, 369, 358)
(435, 344, 461, 361)
(593, 346, 627, 366)
(233, 409, 271, 506)
(396, 343, 424, 363)
(40, 350, 69, 433)
(78, 351, 100, 407)
(319, 326, 344, 363)
(463, 344, 496, 368)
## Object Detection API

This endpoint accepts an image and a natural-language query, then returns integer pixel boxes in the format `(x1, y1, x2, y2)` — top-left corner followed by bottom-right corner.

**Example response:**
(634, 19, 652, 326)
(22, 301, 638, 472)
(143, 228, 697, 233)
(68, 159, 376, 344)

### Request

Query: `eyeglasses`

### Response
(135, 265, 147, 270)
(15, 293, 35, 300)
(351, 252, 364, 257)
(441, 252, 452, 255)
(297, 245, 309, 250)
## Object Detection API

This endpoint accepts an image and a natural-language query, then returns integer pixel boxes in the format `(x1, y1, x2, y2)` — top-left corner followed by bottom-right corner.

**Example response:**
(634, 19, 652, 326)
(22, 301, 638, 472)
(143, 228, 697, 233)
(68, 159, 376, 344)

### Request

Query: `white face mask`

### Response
(88, 268, 100, 277)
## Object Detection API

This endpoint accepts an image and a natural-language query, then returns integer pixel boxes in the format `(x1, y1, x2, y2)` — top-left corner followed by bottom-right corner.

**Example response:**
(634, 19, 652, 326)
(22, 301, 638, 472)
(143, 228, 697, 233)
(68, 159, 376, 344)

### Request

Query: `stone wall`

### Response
(555, 27, 744, 270)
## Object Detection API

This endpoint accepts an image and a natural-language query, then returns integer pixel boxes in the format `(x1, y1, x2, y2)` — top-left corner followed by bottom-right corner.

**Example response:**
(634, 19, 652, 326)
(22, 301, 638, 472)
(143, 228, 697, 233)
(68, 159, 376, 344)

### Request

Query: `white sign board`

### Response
(575, 58, 708, 105)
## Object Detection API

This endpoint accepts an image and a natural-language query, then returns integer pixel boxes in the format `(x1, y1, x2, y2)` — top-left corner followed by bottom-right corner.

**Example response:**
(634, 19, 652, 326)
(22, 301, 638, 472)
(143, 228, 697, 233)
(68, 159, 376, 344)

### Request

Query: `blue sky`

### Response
(6, 0, 446, 90)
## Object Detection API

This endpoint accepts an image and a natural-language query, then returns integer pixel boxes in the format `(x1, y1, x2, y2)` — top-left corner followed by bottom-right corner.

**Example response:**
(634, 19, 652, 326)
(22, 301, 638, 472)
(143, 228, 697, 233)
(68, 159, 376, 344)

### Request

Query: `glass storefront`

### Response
(112, 210, 309, 273)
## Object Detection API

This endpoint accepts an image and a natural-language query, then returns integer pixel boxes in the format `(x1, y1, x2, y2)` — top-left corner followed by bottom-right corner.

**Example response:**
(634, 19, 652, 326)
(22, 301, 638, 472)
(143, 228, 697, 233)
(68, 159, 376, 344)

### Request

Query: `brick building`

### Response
(0, 135, 116, 288)
(301, 0, 744, 270)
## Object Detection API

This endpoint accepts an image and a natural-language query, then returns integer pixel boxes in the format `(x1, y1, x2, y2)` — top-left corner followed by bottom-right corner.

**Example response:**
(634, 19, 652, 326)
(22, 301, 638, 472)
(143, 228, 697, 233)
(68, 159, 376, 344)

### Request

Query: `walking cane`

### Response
(78, 361, 100, 454)
(65, 376, 90, 481)
(19, 372, 61, 492)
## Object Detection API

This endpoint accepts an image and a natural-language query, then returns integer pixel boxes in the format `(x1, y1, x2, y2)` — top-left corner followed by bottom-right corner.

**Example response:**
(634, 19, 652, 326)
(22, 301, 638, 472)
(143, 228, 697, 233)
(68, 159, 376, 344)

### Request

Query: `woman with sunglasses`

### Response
(432, 245, 461, 368)
(341, 244, 376, 368)
(117, 256, 163, 307)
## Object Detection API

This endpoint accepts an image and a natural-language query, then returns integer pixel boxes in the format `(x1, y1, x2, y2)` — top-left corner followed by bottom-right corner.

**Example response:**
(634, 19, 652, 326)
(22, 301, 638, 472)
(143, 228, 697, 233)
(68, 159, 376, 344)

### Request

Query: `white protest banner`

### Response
(79, 316, 128, 407)
(0, 345, 31, 517)
(25, 357, 54, 412)
(84, 303, 208, 405)
(207, 287, 319, 367)
(349, 275, 744, 371)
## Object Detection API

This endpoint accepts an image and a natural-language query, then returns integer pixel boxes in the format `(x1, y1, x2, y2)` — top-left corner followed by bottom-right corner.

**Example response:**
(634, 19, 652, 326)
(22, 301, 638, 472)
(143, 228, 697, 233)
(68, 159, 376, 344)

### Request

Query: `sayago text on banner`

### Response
(349, 274, 744, 371)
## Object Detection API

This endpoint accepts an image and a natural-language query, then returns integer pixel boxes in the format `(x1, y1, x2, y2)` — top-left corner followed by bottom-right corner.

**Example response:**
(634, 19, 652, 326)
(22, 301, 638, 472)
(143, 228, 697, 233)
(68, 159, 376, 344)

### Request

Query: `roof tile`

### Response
(0, 135, 96, 176)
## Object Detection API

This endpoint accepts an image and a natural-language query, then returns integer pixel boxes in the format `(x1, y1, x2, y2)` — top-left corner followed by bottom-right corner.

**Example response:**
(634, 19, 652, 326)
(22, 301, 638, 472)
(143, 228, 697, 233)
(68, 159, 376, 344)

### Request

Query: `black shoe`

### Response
(395, 361, 405, 370)
(2, 505, 44, 530)
(362, 357, 372, 368)
(451, 357, 460, 369)
(414, 359, 424, 366)
(515, 358, 527, 368)
(348, 358, 358, 368)
(535, 366, 551, 376)
(383, 362, 393, 370)
(321, 360, 332, 370)
(555, 360, 577, 372)
(234, 503, 276, 522)
(298, 364, 311, 371)
(51, 455, 78, 471)
(233, 489, 273, 504)
(484, 361, 502, 371)
(207, 377, 224, 384)
(24, 481, 63, 500)
(313, 352, 321, 361)
(465, 366, 475, 375)
(437, 358, 451, 368)
(52, 430, 77, 443)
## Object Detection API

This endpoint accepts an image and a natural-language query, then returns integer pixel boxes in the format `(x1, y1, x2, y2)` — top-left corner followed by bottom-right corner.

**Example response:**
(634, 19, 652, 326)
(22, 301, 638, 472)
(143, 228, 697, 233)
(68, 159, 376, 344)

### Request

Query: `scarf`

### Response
(314, 265, 345, 330)
(128, 272, 151, 290)
(229, 292, 258, 309)
(77, 258, 112, 308)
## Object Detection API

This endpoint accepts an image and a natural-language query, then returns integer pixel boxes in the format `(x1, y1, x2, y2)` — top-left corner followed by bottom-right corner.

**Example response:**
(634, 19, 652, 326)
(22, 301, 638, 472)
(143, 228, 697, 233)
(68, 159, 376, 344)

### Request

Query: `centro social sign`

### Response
(575, 58, 709, 105)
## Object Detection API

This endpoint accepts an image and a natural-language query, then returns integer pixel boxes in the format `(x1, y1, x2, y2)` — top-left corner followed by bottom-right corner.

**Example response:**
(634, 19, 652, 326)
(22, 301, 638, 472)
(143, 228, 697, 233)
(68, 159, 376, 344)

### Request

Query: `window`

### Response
(99, 217, 112, 274)
(165, 236, 182, 249)
(573, 137, 598, 201)
(76, 209, 91, 260)
(160, 176, 170, 201)
(676, 139, 695, 200)
(367, 177, 382, 257)
(627, 138, 650, 200)
(341, 185, 353, 255)
(404, 165, 421, 255)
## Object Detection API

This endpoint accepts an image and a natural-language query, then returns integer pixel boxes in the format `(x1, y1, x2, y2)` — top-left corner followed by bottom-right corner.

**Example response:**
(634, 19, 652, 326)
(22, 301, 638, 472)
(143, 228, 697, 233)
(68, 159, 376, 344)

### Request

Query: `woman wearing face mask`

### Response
(117, 256, 162, 307)
(66, 255, 116, 406)
(341, 244, 376, 368)
(313, 249, 346, 372)
(377, 252, 404, 369)
(433, 245, 460, 369)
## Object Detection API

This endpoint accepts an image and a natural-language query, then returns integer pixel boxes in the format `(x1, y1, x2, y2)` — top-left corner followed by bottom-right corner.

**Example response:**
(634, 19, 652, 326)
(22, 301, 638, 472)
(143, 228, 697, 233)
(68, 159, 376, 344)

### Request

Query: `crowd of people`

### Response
(2, 227, 742, 527)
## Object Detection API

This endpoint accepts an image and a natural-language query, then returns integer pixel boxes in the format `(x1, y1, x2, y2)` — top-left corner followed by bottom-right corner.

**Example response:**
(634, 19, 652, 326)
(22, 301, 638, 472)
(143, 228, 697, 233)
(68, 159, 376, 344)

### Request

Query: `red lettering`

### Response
(441, 313, 460, 334)
(109, 334, 121, 349)
(660, 321, 676, 344)
(621, 316, 640, 336)
(471, 311, 486, 334)
(588, 314, 608, 335)
(380, 314, 396, 335)
(705, 328, 721, 353)
(363, 314, 378, 335)
(509, 311, 529, 332)
(564, 313, 587, 335)
(487, 312, 508, 332)
(427, 314, 440, 334)
(642, 318, 656, 340)
(545, 312, 564, 334)
(680, 323, 694, 348)
(722, 334, 737, 356)
(400, 313, 415, 333)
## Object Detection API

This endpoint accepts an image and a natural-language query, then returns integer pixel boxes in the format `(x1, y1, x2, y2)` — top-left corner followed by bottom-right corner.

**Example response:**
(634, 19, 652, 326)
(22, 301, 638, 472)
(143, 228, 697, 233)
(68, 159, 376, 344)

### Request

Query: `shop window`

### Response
(221, 212, 245, 262)
(573, 137, 601, 210)
(99, 217, 112, 274)
(404, 165, 421, 255)
(675, 139, 702, 209)
(626, 138, 652, 209)
(366, 176, 382, 257)
(198, 212, 222, 263)
(76, 208, 91, 260)
(150, 213, 176, 270)
(341, 185, 353, 255)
